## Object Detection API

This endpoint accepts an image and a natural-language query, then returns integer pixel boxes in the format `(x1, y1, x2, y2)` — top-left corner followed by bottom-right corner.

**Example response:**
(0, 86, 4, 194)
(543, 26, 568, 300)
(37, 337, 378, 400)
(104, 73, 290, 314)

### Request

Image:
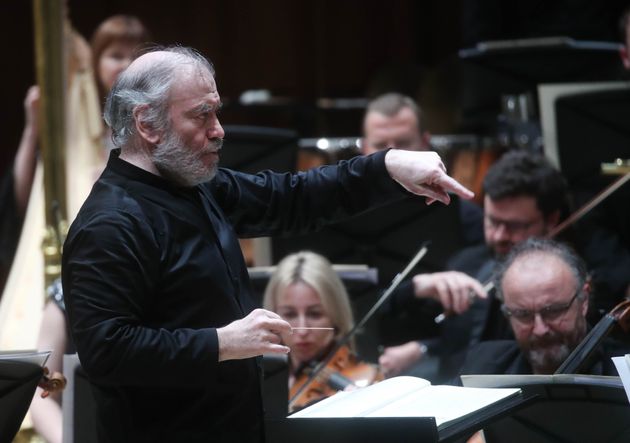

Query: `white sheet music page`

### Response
(612, 355, 630, 404)
(289, 375, 520, 428)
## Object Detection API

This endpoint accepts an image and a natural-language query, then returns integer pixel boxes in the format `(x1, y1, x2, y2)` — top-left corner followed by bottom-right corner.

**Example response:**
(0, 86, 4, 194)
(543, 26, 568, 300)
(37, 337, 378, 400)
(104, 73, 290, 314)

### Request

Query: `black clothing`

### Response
(63, 149, 405, 443)
(458, 339, 628, 377)
(0, 167, 22, 292)
(388, 244, 513, 383)
(459, 199, 484, 247)
(427, 245, 513, 381)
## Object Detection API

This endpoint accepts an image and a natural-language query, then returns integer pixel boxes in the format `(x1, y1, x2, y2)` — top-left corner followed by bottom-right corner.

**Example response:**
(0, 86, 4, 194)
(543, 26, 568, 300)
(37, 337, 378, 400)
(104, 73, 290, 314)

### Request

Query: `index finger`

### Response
(267, 318, 293, 334)
(468, 278, 488, 299)
(436, 174, 474, 200)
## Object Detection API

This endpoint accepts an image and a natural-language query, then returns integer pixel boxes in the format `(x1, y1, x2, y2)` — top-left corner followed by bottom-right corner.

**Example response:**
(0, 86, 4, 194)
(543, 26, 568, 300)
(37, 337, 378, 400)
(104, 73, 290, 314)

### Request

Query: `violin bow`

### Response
(288, 243, 429, 410)
(435, 171, 630, 324)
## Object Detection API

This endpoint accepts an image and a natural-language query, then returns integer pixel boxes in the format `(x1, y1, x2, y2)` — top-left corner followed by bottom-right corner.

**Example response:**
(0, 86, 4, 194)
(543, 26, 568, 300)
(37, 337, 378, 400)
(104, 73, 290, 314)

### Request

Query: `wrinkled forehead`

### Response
(503, 253, 575, 298)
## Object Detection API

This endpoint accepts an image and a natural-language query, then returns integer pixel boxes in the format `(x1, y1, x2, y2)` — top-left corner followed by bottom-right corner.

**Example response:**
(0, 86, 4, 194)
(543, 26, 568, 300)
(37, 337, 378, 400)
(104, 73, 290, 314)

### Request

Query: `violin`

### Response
(38, 366, 67, 398)
(289, 344, 383, 412)
(288, 246, 428, 412)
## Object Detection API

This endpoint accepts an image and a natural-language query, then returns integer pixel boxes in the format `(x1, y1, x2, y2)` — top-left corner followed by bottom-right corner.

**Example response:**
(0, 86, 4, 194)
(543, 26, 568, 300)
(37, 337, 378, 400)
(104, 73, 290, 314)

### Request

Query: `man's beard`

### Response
(522, 319, 587, 374)
(152, 129, 222, 187)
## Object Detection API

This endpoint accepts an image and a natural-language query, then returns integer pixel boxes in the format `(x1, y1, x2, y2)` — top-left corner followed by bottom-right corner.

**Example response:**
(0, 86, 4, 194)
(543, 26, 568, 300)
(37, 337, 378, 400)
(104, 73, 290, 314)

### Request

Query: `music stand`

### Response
(0, 360, 42, 443)
(457, 37, 623, 132)
(262, 354, 289, 420)
(265, 392, 530, 443)
(553, 87, 630, 189)
(219, 125, 299, 174)
(463, 375, 630, 442)
(62, 354, 98, 443)
(266, 417, 439, 443)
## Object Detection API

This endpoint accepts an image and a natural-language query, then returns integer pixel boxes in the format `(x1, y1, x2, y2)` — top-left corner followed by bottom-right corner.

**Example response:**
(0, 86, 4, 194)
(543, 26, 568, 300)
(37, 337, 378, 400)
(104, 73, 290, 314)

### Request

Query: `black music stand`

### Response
(463, 375, 630, 442)
(554, 88, 630, 189)
(266, 417, 439, 443)
(265, 392, 529, 443)
(457, 37, 623, 133)
(552, 87, 630, 313)
(0, 360, 43, 442)
(219, 125, 299, 174)
(262, 354, 289, 420)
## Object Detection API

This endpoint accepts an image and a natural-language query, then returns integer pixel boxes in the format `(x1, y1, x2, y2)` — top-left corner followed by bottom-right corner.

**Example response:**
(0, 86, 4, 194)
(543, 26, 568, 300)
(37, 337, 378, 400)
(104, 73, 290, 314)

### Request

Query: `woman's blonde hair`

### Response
(263, 251, 354, 348)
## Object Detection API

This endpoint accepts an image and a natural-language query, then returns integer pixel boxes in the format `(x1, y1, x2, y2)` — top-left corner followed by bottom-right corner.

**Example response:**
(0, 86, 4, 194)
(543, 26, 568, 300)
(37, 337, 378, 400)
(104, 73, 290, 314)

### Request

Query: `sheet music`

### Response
(290, 376, 519, 428)
(0, 349, 51, 367)
(612, 355, 630, 404)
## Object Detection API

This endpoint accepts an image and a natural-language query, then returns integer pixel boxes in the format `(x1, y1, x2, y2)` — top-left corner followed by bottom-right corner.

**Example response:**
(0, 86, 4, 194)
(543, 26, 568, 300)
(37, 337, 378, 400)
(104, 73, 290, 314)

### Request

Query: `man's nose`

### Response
(491, 223, 510, 241)
(208, 117, 224, 140)
(531, 313, 550, 336)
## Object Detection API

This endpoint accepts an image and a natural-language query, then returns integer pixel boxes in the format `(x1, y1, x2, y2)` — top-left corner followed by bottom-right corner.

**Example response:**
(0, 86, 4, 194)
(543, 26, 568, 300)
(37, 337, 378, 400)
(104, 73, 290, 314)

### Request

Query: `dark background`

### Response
(4, 0, 628, 176)
(0, 0, 463, 174)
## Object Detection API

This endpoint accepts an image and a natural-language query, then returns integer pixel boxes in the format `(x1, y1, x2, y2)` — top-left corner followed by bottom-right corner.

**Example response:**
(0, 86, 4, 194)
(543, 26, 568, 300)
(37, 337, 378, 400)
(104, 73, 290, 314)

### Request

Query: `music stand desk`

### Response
(463, 374, 630, 442)
(266, 392, 531, 443)
(0, 360, 42, 443)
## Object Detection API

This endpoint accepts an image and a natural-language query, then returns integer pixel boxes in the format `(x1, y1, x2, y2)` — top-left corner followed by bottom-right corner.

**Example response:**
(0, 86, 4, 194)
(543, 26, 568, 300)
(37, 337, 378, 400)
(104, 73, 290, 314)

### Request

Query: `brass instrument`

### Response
(601, 158, 630, 175)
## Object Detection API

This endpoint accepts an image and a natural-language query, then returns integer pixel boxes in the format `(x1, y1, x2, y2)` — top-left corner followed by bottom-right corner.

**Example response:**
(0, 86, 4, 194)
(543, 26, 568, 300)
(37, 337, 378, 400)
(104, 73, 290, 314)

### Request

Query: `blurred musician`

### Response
(459, 238, 629, 377)
(263, 251, 382, 411)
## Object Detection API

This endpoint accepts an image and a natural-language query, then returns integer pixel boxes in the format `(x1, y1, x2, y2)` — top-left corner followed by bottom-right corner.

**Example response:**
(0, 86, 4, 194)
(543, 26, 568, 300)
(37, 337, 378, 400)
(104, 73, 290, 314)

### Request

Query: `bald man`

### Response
(459, 238, 628, 377)
(62, 46, 473, 442)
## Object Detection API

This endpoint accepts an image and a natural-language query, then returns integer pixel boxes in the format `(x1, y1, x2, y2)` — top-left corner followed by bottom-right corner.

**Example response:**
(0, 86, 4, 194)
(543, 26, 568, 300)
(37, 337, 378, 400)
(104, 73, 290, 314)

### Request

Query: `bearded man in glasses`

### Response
(380, 150, 569, 381)
(459, 238, 626, 376)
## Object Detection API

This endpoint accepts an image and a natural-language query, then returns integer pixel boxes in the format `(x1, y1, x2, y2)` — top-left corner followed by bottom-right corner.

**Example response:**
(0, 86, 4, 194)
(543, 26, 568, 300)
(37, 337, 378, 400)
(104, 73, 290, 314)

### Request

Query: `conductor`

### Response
(62, 46, 473, 442)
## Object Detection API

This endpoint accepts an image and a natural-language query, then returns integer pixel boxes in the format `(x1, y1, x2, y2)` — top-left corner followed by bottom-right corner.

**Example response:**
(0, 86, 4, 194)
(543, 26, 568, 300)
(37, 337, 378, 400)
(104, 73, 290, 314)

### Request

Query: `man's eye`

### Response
(512, 310, 532, 320)
(543, 305, 566, 315)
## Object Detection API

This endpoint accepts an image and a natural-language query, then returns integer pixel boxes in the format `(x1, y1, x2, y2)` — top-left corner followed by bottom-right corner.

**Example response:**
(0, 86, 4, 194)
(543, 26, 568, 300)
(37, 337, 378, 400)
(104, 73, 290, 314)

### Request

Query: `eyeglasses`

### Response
(501, 291, 581, 324)
(484, 215, 538, 234)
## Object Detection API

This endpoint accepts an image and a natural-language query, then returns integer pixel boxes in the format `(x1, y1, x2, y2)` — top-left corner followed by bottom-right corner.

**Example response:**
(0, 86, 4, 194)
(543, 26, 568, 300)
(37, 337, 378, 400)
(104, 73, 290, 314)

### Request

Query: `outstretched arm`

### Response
(14, 86, 40, 217)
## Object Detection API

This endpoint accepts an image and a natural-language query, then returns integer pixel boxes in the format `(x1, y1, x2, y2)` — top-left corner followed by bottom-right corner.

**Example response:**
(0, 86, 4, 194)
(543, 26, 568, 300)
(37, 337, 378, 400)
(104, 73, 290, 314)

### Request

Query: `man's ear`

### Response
(133, 105, 161, 145)
(620, 46, 630, 71)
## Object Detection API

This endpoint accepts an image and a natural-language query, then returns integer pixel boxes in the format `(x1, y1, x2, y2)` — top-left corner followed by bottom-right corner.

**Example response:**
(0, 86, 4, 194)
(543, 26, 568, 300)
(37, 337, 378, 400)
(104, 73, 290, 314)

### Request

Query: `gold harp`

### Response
(0, 0, 102, 361)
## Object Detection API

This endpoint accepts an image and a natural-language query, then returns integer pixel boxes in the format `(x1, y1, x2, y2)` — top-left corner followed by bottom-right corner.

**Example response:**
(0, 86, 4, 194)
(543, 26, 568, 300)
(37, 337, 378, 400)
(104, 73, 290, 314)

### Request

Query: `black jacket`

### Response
(458, 339, 627, 378)
(62, 149, 404, 442)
